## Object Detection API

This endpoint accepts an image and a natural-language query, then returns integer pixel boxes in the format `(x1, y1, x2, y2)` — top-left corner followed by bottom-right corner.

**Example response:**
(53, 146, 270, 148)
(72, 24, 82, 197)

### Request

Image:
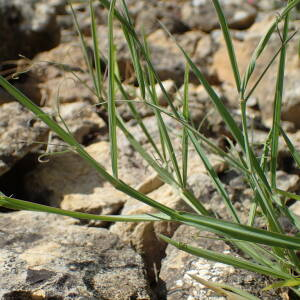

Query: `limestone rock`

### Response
(0, 0, 60, 61)
(135, 2, 189, 35)
(24, 141, 150, 220)
(0, 102, 49, 176)
(213, 16, 300, 128)
(0, 211, 152, 300)
(54, 101, 106, 144)
(181, 0, 257, 32)
(110, 183, 188, 282)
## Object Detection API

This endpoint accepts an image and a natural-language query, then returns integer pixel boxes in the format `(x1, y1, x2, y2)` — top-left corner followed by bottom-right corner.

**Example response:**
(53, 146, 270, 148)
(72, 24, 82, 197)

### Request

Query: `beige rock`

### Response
(54, 101, 106, 143)
(155, 79, 177, 106)
(24, 141, 150, 220)
(212, 16, 300, 128)
(110, 183, 188, 282)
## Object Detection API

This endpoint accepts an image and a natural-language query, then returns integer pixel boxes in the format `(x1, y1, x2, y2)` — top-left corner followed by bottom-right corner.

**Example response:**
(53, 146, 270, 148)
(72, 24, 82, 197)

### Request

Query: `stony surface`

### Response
(1, 1, 300, 300)
(212, 17, 300, 128)
(181, 0, 257, 32)
(0, 211, 152, 300)
(0, 0, 60, 61)
(0, 102, 49, 176)
(23, 141, 151, 221)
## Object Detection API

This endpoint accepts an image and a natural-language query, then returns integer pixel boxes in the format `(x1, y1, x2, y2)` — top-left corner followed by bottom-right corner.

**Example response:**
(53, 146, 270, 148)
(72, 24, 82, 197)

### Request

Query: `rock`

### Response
(0, 0, 60, 61)
(0, 102, 49, 176)
(110, 182, 188, 282)
(0, 211, 152, 300)
(135, 2, 189, 35)
(32, 42, 99, 107)
(181, 0, 257, 33)
(289, 201, 300, 217)
(97, 25, 216, 85)
(153, 79, 177, 106)
(158, 225, 286, 299)
(276, 170, 300, 192)
(212, 16, 300, 128)
(52, 101, 106, 144)
(23, 141, 151, 223)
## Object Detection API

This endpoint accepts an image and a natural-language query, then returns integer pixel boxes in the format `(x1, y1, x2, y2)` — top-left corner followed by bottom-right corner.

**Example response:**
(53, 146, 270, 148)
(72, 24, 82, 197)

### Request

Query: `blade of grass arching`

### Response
(159, 234, 292, 279)
(99, 0, 247, 186)
(120, 0, 145, 98)
(211, 0, 241, 92)
(275, 188, 300, 201)
(174, 211, 300, 250)
(270, 9, 291, 189)
(241, 0, 300, 95)
(280, 126, 300, 168)
(69, 2, 98, 91)
(245, 31, 297, 101)
(89, 0, 103, 98)
(187, 131, 240, 223)
(182, 64, 190, 188)
(0, 75, 183, 218)
(234, 240, 286, 270)
(264, 278, 300, 291)
(108, 0, 118, 178)
(0, 194, 171, 222)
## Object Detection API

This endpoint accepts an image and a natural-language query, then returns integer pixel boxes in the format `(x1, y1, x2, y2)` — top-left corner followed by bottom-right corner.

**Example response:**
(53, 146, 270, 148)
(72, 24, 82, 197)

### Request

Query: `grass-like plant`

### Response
(1, 0, 300, 298)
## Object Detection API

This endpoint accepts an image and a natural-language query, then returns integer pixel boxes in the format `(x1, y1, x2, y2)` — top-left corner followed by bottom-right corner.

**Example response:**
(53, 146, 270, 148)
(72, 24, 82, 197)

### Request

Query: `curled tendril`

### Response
(38, 149, 73, 163)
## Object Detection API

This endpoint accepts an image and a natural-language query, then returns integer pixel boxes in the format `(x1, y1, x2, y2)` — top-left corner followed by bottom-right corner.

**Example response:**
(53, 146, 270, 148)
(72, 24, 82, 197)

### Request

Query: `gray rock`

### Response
(135, 2, 189, 35)
(181, 0, 257, 33)
(0, 0, 60, 61)
(0, 211, 152, 300)
(0, 102, 49, 176)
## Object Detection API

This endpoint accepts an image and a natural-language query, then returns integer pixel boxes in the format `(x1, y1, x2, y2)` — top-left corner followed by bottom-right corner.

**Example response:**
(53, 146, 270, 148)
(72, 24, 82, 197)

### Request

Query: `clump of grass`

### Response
(1, 0, 300, 298)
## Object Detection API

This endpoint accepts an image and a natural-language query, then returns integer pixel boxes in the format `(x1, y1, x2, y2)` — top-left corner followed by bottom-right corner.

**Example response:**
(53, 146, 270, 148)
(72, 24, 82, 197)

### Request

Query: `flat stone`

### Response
(0, 211, 152, 300)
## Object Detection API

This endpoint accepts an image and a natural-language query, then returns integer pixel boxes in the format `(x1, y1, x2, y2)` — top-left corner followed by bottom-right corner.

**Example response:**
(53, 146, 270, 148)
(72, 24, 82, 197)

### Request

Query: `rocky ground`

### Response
(1, 0, 300, 299)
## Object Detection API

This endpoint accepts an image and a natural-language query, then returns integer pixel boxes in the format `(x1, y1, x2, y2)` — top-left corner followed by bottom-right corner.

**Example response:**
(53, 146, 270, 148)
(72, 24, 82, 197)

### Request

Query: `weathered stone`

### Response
(158, 225, 286, 300)
(24, 141, 151, 221)
(181, 0, 257, 32)
(54, 101, 106, 143)
(0, 211, 152, 300)
(276, 170, 300, 192)
(33, 42, 98, 107)
(135, 2, 189, 35)
(110, 183, 188, 282)
(0, 102, 49, 176)
(154, 79, 177, 106)
(213, 17, 300, 128)
(0, 0, 60, 61)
